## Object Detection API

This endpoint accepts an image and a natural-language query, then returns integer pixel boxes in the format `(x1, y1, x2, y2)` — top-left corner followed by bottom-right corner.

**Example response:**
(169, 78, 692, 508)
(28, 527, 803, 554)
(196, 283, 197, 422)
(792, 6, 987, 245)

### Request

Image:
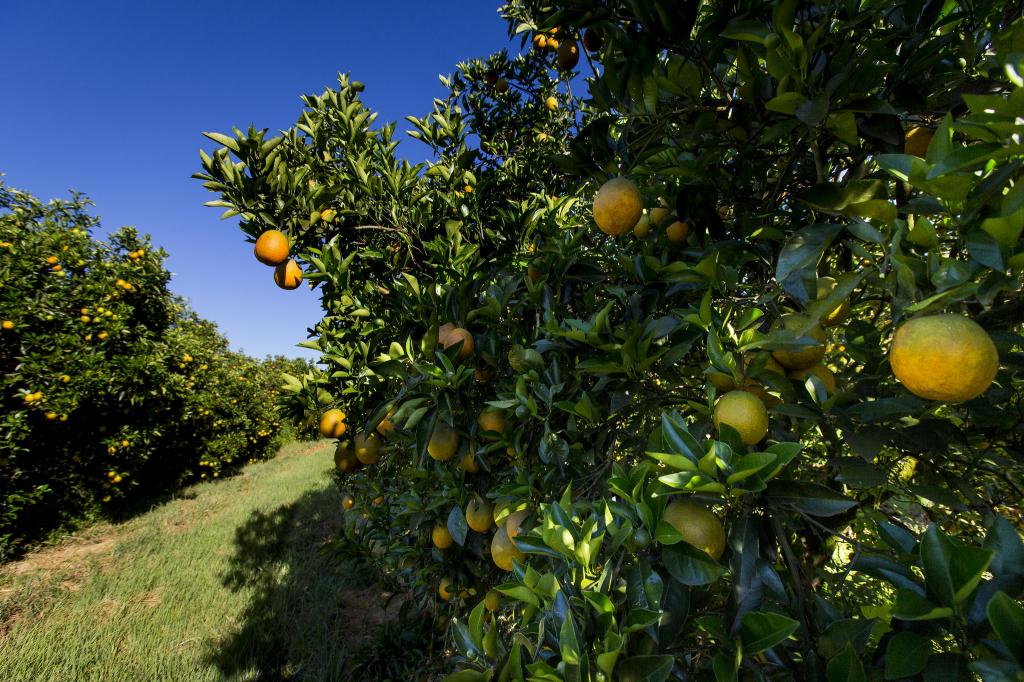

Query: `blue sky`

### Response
(2, 1, 513, 360)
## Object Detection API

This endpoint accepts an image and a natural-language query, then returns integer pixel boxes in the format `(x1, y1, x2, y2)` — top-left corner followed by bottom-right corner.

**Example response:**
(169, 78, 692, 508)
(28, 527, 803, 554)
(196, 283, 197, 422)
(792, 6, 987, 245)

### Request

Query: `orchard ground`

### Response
(0, 440, 403, 681)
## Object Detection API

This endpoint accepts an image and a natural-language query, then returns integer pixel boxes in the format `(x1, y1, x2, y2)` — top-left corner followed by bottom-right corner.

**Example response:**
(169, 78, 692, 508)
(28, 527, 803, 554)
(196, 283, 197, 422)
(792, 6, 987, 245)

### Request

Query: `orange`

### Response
(441, 327, 474, 359)
(254, 229, 290, 265)
(545, 96, 558, 112)
(506, 509, 530, 542)
(557, 40, 580, 71)
(532, 34, 547, 51)
(466, 498, 495, 533)
(491, 526, 525, 571)
(438, 578, 455, 601)
(890, 314, 998, 402)
(427, 422, 460, 461)
(438, 322, 456, 346)
(484, 589, 501, 612)
(432, 524, 454, 549)
(341, 494, 354, 510)
(771, 314, 827, 370)
(662, 500, 726, 560)
(334, 441, 361, 473)
(816, 277, 850, 327)
(593, 178, 643, 236)
(494, 78, 510, 94)
(583, 27, 603, 52)
(458, 449, 480, 474)
(666, 220, 689, 244)
(273, 259, 303, 289)
(354, 433, 383, 464)
(904, 126, 933, 157)
(319, 409, 347, 438)
(477, 409, 508, 439)
(713, 390, 769, 446)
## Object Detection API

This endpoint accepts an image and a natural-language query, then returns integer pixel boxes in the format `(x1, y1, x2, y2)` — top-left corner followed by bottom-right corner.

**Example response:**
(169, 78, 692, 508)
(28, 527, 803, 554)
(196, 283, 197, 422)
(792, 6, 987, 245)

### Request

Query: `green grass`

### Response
(0, 439, 383, 681)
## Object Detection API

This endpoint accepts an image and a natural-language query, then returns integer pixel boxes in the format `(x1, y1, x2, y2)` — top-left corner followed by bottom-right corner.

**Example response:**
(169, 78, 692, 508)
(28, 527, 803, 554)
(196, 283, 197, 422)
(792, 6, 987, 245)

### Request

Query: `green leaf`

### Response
(623, 607, 663, 633)
(448, 505, 469, 546)
(766, 92, 805, 115)
(662, 542, 726, 585)
(776, 224, 845, 286)
(740, 611, 800, 654)
(443, 670, 491, 682)
(987, 592, 1024, 664)
(884, 631, 930, 679)
(920, 524, 994, 606)
(926, 143, 1006, 179)
(614, 656, 674, 682)
(764, 480, 857, 517)
(892, 589, 953, 621)
(496, 584, 540, 608)
(827, 643, 866, 682)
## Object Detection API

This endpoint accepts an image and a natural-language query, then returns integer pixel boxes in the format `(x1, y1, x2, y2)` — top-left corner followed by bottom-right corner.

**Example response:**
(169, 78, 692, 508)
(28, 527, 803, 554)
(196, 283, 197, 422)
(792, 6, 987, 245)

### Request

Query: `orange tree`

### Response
(197, 2, 1024, 678)
(0, 182, 294, 557)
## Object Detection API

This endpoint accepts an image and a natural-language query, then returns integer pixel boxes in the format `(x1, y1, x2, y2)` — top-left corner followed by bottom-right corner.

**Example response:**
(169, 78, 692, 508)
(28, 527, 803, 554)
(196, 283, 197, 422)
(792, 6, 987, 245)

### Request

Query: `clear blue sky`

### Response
(2, 1, 512, 360)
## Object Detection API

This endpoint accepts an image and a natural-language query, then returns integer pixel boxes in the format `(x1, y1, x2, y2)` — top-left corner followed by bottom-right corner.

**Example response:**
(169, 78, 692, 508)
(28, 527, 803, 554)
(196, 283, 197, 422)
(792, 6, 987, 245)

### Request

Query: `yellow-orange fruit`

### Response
(427, 423, 460, 461)
(593, 178, 643, 236)
(273, 259, 303, 290)
(477, 410, 508, 439)
(557, 40, 580, 71)
(432, 524, 454, 549)
(772, 315, 827, 370)
(254, 230, 290, 265)
(713, 390, 769, 446)
(441, 327, 474, 359)
(319, 409, 346, 438)
(491, 526, 525, 571)
(354, 433, 383, 465)
(662, 500, 726, 560)
(666, 220, 690, 244)
(890, 314, 998, 402)
(904, 126, 934, 157)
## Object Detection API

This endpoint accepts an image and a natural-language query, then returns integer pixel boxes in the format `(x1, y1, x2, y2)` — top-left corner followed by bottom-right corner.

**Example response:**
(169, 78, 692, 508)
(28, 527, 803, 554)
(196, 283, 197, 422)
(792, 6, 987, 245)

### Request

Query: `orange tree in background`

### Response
(197, 1, 1023, 678)
(0, 182, 305, 558)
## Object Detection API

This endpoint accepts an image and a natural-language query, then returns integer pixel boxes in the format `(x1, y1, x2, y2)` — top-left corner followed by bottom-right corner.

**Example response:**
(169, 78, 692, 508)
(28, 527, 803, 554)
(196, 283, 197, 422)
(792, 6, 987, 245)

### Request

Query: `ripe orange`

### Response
(466, 497, 495, 533)
(662, 499, 726, 560)
(477, 409, 508, 438)
(441, 327, 474, 359)
(319, 409, 347, 438)
(816, 277, 850, 327)
(341, 495, 354, 510)
(890, 314, 998, 402)
(491, 526, 525, 571)
(458, 449, 480, 474)
(557, 40, 580, 71)
(772, 314, 827, 370)
(438, 578, 454, 601)
(545, 96, 558, 112)
(254, 230, 290, 265)
(438, 322, 456, 346)
(593, 178, 643, 236)
(666, 220, 690, 244)
(484, 589, 501, 612)
(427, 422, 460, 461)
(432, 524, 454, 549)
(505, 509, 530, 542)
(634, 214, 651, 237)
(713, 390, 769, 445)
(273, 259, 303, 289)
(1, 321, 13, 330)
(904, 126, 933, 157)
(354, 433, 383, 465)
(532, 34, 547, 51)
(334, 441, 361, 473)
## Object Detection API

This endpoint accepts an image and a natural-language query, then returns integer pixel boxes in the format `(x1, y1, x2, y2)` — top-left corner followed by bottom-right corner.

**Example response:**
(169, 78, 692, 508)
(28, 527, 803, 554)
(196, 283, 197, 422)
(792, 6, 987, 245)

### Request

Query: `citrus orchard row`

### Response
(201, 2, 1024, 678)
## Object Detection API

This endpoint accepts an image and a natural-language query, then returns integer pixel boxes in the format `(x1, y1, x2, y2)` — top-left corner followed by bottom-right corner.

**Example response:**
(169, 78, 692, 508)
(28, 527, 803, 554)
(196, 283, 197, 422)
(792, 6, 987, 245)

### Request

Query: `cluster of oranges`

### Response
(252, 229, 303, 290)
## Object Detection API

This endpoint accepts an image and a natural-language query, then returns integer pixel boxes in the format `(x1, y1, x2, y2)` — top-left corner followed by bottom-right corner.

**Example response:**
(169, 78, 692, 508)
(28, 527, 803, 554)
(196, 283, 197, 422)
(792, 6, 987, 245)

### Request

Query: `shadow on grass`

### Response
(206, 478, 372, 680)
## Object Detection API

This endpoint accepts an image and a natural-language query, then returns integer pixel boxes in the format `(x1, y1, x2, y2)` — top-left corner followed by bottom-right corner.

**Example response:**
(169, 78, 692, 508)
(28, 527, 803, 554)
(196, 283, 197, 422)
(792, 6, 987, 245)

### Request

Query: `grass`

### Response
(0, 439, 398, 681)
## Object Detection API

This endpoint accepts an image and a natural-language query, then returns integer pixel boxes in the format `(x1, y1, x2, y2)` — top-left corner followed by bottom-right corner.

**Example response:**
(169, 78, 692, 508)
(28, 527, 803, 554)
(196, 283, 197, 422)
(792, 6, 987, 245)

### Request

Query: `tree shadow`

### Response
(205, 478, 377, 680)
